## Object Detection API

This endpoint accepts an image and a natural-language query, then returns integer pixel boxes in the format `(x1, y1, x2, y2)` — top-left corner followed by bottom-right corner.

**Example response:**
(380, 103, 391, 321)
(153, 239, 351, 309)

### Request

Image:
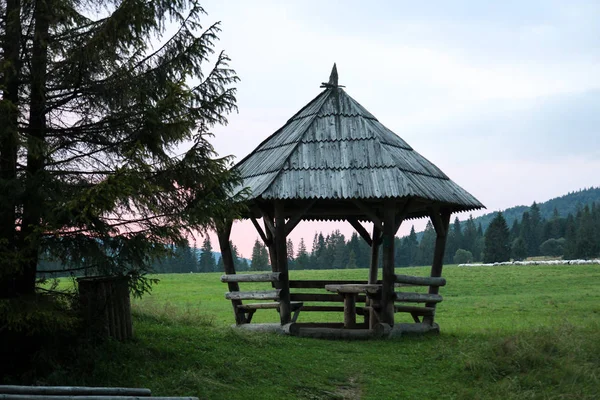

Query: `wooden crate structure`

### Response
(78, 275, 133, 341)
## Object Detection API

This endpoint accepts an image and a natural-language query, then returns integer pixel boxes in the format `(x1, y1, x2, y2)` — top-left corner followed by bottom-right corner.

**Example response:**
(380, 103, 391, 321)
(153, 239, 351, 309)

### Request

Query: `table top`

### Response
(325, 284, 382, 295)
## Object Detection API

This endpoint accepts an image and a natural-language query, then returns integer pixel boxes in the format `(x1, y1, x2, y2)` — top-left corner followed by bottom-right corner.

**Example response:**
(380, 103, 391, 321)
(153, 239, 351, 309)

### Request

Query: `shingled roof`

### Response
(234, 65, 484, 213)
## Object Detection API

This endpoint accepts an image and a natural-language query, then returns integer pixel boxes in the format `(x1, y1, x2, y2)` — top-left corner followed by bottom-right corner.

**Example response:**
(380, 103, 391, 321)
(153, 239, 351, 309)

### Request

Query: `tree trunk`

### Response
(0, 0, 22, 298)
(18, 0, 51, 295)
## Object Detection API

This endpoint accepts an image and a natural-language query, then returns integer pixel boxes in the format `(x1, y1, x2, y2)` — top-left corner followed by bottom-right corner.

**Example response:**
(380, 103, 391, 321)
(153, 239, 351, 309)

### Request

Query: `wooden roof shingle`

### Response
(233, 65, 484, 212)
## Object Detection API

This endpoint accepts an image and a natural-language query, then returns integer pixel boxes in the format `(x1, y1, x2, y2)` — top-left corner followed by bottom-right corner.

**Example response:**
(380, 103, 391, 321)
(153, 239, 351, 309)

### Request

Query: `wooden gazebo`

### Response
(216, 65, 484, 339)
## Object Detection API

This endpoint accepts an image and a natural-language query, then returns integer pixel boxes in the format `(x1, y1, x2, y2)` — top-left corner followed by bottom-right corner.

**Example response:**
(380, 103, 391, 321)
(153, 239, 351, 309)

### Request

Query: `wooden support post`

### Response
(423, 209, 451, 325)
(284, 199, 315, 236)
(217, 221, 245, 325)
(347, 217, 373, 247)
(274, 201, 292, 324)
(343, 294, 357, 328)
(352, 200, 384, 231)
(250, 216, 271, 246)
(367, 224, 381, 329)
(368, 225, 380, 285)
(261, 211, 278, 272)
(379, 200, 396, 326)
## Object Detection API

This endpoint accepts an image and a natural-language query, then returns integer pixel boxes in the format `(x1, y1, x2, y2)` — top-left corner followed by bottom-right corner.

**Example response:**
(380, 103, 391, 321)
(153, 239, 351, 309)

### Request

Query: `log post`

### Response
(261, 211, 278, 272)
(216, 221, 244, 325)
(343, 294, 357, 328)
(367, 224, 380, 329)
(423, 209, 451, 325)
(368, 224, 380, 285)
(379, 200, 396, 326)
(274, 201, 291, 324)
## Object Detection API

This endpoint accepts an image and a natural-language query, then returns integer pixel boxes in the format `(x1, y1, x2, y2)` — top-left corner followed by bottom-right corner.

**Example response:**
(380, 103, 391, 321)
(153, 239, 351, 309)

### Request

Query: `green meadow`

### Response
(43, 265, 600, 399)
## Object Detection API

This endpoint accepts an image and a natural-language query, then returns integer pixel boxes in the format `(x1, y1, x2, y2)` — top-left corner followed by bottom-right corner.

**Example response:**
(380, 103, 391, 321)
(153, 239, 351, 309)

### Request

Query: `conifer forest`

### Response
(76, 190, 600, 274)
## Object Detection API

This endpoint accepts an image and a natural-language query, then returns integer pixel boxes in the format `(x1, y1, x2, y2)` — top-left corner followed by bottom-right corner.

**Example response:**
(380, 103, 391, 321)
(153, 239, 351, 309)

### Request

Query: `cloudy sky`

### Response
(191, 0, 599, 258)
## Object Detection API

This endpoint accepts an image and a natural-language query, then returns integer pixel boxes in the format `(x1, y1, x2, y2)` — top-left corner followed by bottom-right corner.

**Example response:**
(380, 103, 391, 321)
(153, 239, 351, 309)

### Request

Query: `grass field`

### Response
(41, 265, 600, 399)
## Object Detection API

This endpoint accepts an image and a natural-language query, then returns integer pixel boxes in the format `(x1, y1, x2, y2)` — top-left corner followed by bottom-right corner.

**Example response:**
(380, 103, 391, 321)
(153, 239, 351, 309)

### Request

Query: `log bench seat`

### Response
(225, 289, 281, 301)
(394, 305, 436, 323)
(237, 301, 303, 311)
(236, 301, 303, 323)
(394, 292, 443, 303)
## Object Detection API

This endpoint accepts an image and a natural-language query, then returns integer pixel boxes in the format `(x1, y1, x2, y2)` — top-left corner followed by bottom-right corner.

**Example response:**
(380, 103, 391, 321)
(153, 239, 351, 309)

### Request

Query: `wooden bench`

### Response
(237, 301, 304, 323)
(222, 273, 303, 324)
(0, 385, 198, 400)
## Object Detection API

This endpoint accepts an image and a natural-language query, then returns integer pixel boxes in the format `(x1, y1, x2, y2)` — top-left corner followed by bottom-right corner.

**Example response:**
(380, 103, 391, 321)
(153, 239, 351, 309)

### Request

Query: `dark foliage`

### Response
(483, 212, 511, 263)
(0, 0, 244, 300)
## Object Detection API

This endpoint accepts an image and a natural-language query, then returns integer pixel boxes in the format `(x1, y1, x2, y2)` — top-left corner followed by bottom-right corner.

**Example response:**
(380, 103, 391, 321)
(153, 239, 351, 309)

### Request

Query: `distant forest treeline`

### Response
(250, 199, 598, 270)
(469, 187, 600, 231)
(38, 188, 600, 275)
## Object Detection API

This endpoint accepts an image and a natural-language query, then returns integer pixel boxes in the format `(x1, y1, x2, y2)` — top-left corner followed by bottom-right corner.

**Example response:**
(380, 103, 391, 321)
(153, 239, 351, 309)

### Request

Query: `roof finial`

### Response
(329, 63, 338, 86)
(320, 63, 344, 88)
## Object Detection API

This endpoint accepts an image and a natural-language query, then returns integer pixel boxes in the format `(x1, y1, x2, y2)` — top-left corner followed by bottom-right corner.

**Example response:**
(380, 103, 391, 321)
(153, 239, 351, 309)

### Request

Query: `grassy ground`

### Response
(37, 265, 600, 399)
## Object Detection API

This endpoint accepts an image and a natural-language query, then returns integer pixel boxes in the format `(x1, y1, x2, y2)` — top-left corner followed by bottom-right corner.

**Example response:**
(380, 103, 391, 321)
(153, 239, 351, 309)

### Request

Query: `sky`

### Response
(187, 0, 600, 258)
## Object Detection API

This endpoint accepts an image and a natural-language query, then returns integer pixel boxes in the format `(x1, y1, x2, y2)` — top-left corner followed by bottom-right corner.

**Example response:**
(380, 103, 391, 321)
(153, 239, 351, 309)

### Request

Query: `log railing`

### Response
(394, 274, 446, 287)
(0, 385, 197, 400)
(221, 272, 281, 283)
(393, 274, 445, 324)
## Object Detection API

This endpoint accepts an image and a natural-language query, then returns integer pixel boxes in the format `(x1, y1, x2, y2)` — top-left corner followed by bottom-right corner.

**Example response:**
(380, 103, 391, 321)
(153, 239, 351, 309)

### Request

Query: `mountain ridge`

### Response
(468, 187, 600, 231)
(410, 187, 600, 240)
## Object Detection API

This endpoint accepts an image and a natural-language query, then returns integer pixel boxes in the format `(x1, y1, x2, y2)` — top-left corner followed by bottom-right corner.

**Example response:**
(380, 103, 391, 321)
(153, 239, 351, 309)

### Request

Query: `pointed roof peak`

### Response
(233, 68, 484, 213)
(320, 63, 344, 88)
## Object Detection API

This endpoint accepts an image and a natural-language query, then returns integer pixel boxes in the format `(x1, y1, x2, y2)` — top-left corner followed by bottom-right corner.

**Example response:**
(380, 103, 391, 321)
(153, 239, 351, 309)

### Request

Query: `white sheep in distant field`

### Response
(458, 259, 600, 267)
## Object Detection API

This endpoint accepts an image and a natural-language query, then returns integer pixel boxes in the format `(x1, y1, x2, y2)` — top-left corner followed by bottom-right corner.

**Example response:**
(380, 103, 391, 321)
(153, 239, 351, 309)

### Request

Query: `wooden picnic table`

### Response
(325, 284, 382, 328)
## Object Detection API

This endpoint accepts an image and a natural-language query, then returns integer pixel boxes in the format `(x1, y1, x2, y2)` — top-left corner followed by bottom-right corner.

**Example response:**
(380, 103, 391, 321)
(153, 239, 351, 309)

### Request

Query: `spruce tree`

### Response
(240, 259, 250, 271)
(529, 202, 544, 256)
(395, 237, 407, 267)
(215, 256, 225, 273)
(483, 212, 511, 263)
(563, 214, 577, 259)
(198, 237, 216, 273)
(250, 239, 269, 271)
(520, 212, 533, 257)
(295, 238, 309, 270)
(444, 217, 463, 263)
(0, 1, 242, 297)
(347, 250, 358, 269)
(346, 232, 370, 269)
(416, 221, 436, 266)
(406, 226, 419, 266)
(311, 233, 326, 270)
(286, 238, 295, 270)
(331, 231, 347, 269)
(575, 205, 597, 258)
(229, 241, 240, 271)
(286, 239, 295, 261)
(510, 220, 521, 242)
(511, 236, 528, 261)
(462, 216, 478, 254)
